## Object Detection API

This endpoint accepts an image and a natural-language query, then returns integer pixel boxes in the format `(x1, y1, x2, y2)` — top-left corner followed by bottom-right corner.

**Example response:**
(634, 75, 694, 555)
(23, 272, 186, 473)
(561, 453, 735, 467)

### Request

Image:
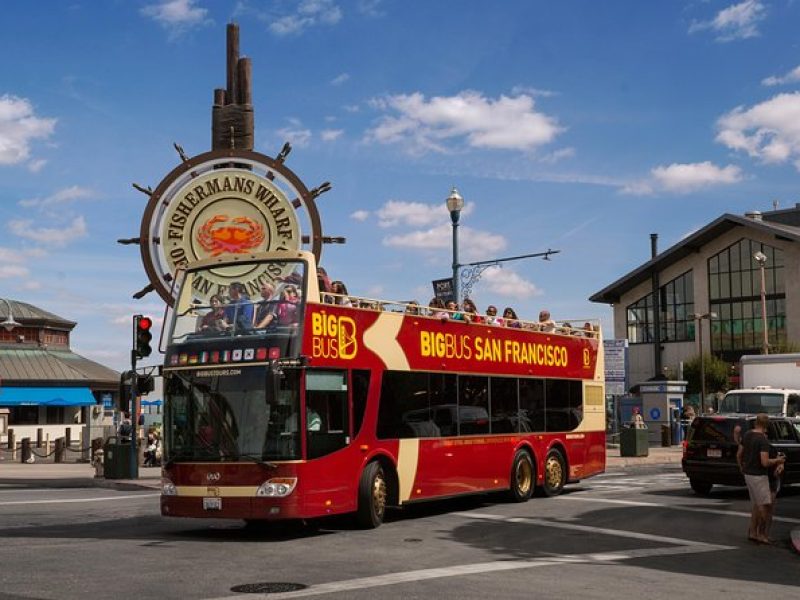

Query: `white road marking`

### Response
(0, 493, 159, 507)
(561, 495, 800, 524)
(208, 512, 734, 600)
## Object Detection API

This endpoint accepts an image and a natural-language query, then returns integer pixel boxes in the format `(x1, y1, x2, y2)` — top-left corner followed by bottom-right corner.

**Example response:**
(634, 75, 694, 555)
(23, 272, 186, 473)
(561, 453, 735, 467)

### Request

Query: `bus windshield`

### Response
(168, 257, 308, 358)
(163, 365, 302, 462)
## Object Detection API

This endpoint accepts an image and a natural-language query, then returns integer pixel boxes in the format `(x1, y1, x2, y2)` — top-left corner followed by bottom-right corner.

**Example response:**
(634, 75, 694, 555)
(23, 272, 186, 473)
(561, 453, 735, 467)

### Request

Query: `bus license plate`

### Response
(707, 448, 722, 458)
(203, 497, 222, 510)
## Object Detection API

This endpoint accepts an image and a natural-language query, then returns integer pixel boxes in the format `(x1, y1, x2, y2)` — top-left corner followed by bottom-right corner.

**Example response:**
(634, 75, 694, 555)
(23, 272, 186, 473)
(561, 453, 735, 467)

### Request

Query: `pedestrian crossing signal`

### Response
(134, 315, 153, 359)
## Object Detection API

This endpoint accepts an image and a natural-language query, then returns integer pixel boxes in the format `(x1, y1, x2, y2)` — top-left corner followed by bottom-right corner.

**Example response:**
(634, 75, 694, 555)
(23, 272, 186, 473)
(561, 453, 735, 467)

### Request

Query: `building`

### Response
(590, 206, 800, 389)
(0, 298, 119, 446)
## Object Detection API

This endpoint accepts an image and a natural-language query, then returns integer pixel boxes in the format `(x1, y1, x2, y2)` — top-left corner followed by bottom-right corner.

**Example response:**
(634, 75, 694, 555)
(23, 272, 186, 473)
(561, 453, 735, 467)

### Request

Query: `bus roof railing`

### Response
(317, 293, 601, 339)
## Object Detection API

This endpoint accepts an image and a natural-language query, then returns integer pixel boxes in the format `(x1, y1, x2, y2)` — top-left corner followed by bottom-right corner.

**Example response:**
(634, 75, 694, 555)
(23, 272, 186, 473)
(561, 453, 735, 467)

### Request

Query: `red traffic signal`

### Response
(133, 314, 153, 360)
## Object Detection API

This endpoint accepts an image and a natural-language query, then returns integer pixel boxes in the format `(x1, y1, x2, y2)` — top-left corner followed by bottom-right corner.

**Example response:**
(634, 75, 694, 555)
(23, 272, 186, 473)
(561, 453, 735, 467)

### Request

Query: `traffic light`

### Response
(133, 315, 153, 359)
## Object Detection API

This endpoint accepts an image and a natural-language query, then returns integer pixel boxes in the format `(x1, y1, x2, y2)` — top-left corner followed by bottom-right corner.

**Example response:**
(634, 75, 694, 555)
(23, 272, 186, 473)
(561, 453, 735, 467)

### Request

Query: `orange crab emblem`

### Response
(197, 215, 265, 255)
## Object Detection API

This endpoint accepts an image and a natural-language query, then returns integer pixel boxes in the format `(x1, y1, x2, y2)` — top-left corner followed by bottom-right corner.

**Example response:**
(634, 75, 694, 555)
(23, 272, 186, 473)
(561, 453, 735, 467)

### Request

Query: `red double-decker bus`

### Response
(160, 251, 606, 527)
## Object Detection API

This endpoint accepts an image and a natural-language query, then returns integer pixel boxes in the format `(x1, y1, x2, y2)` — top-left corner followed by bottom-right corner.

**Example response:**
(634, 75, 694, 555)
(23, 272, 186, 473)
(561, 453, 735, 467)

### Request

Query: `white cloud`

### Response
(141, 0, 210, 34)
(365, 91, 563, 153)
(270, 0, 343, 36)
(27, 158, 46, 173)
(19, 185, 96, 209)
(383, 223, 506, 260)
(376, 200, 475, 229)
(0, 95, 56, 165)
(477, 266, 540, 299)
(276, 126, 312, 148)
(0, 264, 29, 279)
(9, 216, 88, 247)
(320, 129, 343, 142)
(331, 73, 350, 86)
(539, 147, 575, 164)
(350, 210, 369, 222)
(357, 0, 384, 17)
(762, 65, 800, 87)
(621, 161, 743, 195)
(717, 92, 800, 169)
(689, 0, 766, 42)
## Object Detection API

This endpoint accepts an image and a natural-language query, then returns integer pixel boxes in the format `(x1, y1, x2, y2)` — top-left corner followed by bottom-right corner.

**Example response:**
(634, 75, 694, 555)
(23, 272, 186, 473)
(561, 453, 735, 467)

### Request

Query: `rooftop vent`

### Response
(745, 210, 763, 221)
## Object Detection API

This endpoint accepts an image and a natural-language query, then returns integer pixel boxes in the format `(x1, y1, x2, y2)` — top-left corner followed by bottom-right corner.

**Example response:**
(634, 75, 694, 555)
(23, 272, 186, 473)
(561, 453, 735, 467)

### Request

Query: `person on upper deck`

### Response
(405, 300, 421, 315)
(485, 305, 503, 326)
(461, 298, 482, 324)
(330, 280, 353, 307)
(200, 294, 231, 333)
(225, 282, 254, 332)
(429, 298, 449, 320)
(537, 309, 556, 333)
(254, 283, 277, 329)
(446, 300, 464, 321)
(503, 307, 522, 328)
(277, 285, 301, 325)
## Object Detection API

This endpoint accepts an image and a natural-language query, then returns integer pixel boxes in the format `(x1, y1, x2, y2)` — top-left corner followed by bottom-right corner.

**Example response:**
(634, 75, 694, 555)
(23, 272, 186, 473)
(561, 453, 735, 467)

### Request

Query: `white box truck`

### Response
(739, 353, 800, 388)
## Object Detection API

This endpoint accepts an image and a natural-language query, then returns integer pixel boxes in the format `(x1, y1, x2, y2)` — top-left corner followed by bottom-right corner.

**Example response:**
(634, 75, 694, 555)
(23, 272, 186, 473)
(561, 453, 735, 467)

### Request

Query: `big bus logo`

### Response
(311, 313, 357, 360)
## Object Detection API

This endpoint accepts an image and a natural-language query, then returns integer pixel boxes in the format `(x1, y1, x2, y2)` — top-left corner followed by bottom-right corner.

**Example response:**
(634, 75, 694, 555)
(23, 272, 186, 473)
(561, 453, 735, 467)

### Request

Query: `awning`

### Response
(0, 387, 97, 407)
(142, 399, 162, 407)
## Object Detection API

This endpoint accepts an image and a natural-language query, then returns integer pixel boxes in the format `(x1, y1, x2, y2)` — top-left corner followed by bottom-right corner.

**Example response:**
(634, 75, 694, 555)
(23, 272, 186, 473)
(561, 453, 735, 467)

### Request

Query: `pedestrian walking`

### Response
(737, 413, 785, 544)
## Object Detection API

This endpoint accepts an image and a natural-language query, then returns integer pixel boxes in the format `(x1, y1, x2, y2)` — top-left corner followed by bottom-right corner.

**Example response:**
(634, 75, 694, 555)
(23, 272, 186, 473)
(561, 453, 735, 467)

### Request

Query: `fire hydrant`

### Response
(92, 448, 104, 478)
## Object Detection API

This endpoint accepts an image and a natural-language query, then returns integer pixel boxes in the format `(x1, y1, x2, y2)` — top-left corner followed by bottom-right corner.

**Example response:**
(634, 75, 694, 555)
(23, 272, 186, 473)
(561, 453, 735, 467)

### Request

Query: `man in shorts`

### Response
(737, 413, 785, 544)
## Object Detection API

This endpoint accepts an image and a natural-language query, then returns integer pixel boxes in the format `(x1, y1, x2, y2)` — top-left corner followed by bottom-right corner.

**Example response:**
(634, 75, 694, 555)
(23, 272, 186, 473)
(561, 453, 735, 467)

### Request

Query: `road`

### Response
(1, 465, 799, 599)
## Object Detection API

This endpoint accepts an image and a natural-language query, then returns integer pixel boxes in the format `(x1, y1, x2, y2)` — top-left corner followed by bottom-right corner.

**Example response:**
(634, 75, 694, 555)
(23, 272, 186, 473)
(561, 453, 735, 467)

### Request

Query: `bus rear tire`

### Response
(541, 448, 566, 497)
(356, 461, 387, 529)
(509, 450, 534, 502)
(689, 479, 712, 496)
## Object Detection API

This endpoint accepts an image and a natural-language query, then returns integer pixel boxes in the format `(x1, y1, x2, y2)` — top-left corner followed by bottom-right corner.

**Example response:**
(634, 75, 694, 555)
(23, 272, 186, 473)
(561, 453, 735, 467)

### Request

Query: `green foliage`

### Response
(767, 340, 800, 354)
(683, 354, 732, 395)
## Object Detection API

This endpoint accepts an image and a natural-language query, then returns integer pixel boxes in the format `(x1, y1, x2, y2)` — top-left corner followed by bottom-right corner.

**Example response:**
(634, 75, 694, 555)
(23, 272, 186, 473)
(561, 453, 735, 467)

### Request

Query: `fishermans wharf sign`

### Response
(128, 25, 331, 306)
(138, 149, 324, 306)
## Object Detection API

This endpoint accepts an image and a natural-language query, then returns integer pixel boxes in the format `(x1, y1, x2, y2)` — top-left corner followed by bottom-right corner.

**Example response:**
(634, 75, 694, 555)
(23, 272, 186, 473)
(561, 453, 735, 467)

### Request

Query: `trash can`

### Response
(620, 427, 649, 457)
(661, 424, 671, 447)
(103, 437, 133, 479)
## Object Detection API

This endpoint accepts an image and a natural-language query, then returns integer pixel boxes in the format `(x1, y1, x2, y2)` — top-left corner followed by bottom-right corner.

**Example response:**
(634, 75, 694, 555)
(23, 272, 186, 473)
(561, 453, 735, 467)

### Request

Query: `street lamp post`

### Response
(446, 187, 464, 304)
(693, 312, 717, 414)
(753, 251, 769, 355)
(1, 298, 20, 332)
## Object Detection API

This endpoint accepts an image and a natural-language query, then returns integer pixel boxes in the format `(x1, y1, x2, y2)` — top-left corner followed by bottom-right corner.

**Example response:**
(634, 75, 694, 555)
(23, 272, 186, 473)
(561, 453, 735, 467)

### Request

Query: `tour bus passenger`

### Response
(582, 322, 594, 337)
(537, 309, 556, 333)
(503, 307, 522, 328)
(318, 266, 333, 302)
(200, 294, 231, 333)
(429, 298, 449, 320)
(447, 300, 465, 321)
(277, 285, 300, 325)
(330, 280, 353, 307)
(560, 322, 573, 335)
(254, 283, 277, 329)
(405, 300, 421, 315)
(225, 282, 254, 333)
(485, 305, 503, 326)
(461, 298, 482, 324)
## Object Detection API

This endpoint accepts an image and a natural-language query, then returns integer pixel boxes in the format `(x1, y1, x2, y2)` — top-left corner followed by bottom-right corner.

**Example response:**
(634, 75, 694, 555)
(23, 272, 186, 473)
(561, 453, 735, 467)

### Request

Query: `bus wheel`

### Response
(542, 449, 566, 497)
(509, 450, 534, 502)
(356, 461, 387, 529)
(689, 479, 712, 496)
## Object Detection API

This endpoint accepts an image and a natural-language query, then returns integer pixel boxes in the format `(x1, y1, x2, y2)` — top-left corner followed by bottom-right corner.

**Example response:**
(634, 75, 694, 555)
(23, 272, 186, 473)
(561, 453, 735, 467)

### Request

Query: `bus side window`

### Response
(352, 370, 370, 438)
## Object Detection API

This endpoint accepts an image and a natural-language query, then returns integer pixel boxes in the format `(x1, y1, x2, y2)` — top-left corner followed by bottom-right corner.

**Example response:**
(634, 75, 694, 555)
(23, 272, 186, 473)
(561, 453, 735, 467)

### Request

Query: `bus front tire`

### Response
(509, 450, 534, 502)
(689, 479, 712, 496)
(356, 461, 387, 529)
(541, 448, 566, 497)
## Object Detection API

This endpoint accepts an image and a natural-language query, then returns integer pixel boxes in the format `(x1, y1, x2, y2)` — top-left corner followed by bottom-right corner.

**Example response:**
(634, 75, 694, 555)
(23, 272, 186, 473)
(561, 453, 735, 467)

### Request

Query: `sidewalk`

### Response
(0, 445, 684, 491)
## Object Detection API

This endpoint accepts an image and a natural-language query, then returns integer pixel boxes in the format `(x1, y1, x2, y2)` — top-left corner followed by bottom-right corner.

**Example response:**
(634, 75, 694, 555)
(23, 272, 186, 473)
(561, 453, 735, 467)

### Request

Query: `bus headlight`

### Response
(256, 477, 297, 497)
(162, 479, 177, 496)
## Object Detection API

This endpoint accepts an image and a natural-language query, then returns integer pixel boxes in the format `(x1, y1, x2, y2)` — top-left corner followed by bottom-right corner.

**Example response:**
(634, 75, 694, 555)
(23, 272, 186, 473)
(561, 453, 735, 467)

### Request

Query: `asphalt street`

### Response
(0, 464, 798, 600)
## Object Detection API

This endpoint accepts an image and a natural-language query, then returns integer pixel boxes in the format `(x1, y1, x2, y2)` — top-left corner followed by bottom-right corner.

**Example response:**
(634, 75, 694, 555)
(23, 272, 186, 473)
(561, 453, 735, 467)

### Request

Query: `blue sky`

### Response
(2, 0, 800, 372)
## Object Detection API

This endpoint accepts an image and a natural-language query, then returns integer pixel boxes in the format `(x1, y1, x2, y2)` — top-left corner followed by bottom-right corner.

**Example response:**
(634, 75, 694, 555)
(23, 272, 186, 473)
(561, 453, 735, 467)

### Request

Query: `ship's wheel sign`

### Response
(136, 148, 326, 306)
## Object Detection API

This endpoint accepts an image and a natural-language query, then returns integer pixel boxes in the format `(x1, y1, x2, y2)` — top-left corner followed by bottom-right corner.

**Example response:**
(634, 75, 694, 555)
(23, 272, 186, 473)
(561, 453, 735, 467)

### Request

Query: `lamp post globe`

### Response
(446, 187, 464, 304)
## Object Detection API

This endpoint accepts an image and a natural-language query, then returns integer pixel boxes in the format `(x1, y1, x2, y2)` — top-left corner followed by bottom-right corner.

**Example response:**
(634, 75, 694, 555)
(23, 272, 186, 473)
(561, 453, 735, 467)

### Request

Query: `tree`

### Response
(683, 354, 732, 396)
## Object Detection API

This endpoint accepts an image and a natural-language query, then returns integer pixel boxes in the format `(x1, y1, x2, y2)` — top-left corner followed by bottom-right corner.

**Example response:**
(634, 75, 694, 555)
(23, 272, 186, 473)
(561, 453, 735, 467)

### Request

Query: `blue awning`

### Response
(142, 399, 162, 406)
(0, 387, 97, 407)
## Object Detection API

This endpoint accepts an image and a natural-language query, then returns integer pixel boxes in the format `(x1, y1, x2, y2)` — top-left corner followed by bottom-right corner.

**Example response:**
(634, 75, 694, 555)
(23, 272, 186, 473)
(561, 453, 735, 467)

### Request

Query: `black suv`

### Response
(682, 414, 800, 495)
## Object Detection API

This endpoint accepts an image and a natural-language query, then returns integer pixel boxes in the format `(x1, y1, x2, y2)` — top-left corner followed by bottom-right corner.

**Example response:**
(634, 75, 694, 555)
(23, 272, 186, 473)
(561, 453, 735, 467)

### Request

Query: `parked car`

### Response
(681, 414, 800, 495)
